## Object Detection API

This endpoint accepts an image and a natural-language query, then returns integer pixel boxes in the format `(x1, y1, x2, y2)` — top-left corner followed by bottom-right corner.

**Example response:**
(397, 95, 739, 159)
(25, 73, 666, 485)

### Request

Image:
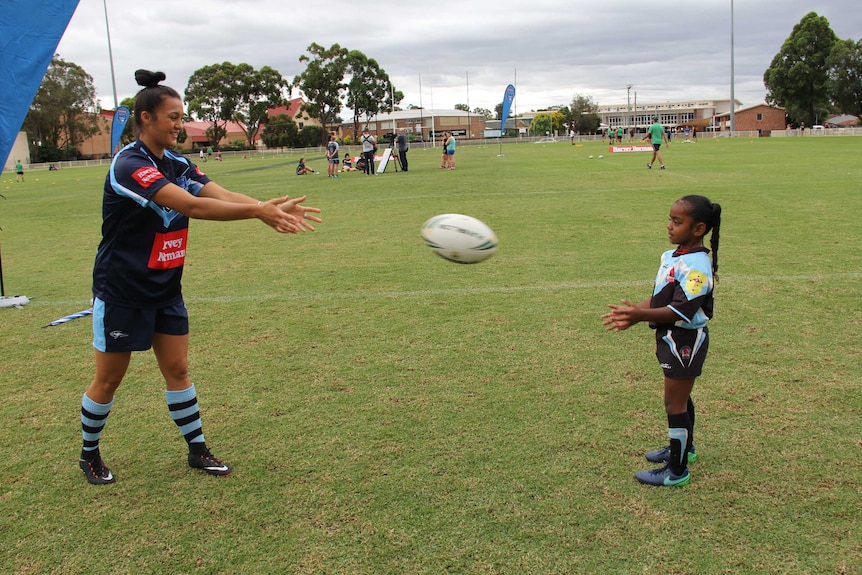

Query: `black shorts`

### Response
(655, 326, 709, 379)
(93, 297, 189, 352)
(653, 143, 662, 151)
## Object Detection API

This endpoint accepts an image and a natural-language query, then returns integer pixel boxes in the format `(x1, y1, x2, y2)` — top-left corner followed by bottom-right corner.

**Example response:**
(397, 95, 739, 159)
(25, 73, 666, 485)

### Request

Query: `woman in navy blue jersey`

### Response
(78, 70, 322, 485)
(602, 195, 721, 487)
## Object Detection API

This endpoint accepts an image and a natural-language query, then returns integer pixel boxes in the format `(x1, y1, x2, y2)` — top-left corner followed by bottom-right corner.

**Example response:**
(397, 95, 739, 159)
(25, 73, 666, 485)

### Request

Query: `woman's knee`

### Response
(159, 358, 190, 385)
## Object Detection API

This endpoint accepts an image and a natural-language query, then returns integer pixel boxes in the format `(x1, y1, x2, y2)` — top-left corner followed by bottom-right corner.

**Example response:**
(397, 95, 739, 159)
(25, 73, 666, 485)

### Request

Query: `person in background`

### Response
(396, 129, 409, 172)
(296, 157, 317, 175)
(341, 152, 355, 172)
(360, 128, 376, 175)
(15, 160, 25, 182)
(326, 134, 340, 178)
(644, 116, 669, 170)
(78, 69, 321, 485)
(444, 131, 457, 170)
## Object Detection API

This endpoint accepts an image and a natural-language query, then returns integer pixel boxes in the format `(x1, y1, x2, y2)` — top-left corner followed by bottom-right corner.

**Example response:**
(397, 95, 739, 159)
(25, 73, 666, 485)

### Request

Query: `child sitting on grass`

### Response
(296, 158, 318, 175)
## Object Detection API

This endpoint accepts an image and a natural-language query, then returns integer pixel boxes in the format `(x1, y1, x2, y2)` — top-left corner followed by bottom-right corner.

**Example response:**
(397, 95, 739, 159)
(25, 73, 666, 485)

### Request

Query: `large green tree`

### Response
(232, 64, 289, 148)
(293, 43, 349, 144)
(23, 56, 101, 161)
(298, 125, 326, 148)
(260, 114, 299, 148)
(186, 62, 288, 149)
(568, 94, 601, 134)
(764, 12, 838, 126)
(529, 111, 564, 136)
(344, 50, 402, 138)
(186, 62, 241, 149)
(826, 38, 862, 119)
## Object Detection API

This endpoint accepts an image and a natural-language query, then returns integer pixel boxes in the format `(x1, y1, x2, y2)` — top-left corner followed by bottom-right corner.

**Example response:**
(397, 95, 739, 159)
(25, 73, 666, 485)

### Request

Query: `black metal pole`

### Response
(0, 242, 6, 297)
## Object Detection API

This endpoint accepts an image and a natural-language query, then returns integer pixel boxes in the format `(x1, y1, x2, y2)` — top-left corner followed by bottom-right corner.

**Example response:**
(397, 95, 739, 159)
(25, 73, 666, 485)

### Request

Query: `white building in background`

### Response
(598, 99, 742, 131)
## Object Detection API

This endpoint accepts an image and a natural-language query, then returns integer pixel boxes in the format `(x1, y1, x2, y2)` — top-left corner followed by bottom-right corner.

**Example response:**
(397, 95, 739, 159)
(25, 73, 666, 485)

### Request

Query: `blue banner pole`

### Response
(498, 84, 516, 157)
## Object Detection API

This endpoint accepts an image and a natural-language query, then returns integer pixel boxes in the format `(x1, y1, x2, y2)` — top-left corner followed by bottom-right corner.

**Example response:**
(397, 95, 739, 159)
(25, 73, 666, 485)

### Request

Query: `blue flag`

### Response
(0, 0, 80, 168)
(111, 106, 130, 156)
(499, 84, 516, 137)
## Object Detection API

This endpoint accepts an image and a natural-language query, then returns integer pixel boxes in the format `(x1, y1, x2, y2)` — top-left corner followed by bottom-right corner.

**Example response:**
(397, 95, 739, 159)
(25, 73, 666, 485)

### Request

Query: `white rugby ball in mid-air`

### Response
(421, 214, 498, 264)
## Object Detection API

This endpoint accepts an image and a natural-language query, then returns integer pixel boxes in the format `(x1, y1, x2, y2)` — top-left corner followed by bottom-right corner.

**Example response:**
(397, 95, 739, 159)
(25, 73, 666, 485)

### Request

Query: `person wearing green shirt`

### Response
(644, 117, 669, 170)
(15, 160, 24, 182)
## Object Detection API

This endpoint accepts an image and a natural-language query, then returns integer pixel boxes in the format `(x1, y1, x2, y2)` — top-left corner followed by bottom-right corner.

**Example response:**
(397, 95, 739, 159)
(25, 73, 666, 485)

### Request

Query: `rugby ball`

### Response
(421, 214, 498, 264)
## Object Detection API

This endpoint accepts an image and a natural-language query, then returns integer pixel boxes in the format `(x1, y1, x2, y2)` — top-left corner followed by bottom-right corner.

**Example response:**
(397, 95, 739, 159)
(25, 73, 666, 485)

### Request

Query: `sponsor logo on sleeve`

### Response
(148, 229, 188, 270)
(685, 270, 708, 295)
(132, 166, 165, 189)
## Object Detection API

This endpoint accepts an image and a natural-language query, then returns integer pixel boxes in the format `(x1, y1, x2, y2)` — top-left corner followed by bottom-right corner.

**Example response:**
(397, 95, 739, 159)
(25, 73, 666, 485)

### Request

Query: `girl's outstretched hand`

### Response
(256, 195, 299, 234)
(602, 299, 639, 332)
(278, 195, 322, 232)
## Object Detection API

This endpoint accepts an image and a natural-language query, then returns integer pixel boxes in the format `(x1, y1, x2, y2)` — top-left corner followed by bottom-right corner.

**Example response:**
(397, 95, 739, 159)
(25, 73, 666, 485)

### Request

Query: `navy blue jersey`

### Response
(92, 141, 210, 308)
(649, 247, 714, 329)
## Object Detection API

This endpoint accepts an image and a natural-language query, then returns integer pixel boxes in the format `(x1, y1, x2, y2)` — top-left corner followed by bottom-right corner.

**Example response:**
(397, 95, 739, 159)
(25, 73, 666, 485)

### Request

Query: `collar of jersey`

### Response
(673, 246, 710, 257)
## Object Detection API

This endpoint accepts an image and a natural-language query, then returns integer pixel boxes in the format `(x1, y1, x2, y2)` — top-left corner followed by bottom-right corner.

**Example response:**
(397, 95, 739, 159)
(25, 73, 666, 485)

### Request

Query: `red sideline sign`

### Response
(609, 145, 654, 153)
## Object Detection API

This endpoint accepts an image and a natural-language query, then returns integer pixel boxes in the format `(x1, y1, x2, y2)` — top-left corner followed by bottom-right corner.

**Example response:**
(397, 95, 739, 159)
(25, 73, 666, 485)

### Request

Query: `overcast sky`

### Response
(56, 0, 861, 118)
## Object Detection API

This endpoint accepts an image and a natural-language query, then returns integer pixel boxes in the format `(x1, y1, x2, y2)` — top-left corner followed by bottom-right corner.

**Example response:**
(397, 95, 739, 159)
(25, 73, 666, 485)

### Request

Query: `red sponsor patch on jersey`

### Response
(148, 229, 188, 270)
(132, 166, 165, 189)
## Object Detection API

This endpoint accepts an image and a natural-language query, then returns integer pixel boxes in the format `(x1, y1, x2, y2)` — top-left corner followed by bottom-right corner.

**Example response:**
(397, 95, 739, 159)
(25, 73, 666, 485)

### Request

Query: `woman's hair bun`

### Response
(135, 69, 167, 88)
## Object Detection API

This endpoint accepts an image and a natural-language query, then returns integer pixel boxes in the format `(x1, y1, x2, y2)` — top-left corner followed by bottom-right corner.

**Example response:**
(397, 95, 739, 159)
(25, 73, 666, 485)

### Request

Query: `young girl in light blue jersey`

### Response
(603, 195, 721, 487)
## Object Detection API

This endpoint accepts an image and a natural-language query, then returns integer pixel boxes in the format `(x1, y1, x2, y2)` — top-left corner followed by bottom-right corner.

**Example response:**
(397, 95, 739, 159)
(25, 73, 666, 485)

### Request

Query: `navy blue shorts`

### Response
(655, 326, 709, 379)
(92, 297, 189, 352)
(653, 143, 662, 151)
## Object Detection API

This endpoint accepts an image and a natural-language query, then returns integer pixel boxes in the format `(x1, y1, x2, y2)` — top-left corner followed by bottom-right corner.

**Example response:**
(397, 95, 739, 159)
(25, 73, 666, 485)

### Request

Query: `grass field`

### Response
(1, 136, 861, 574)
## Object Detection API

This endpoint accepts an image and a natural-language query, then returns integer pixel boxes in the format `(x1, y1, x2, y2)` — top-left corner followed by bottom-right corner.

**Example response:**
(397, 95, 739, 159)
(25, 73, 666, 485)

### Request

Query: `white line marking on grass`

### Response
(31, 273, 862, 308)
(190, 271, 862, 303)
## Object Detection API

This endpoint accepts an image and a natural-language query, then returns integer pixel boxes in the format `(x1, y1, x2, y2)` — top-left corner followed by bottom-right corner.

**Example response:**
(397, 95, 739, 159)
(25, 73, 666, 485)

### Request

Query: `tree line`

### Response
(763, 12, 862, 126)
(22, 42, 404, 162)
(21, 14, 862, 161)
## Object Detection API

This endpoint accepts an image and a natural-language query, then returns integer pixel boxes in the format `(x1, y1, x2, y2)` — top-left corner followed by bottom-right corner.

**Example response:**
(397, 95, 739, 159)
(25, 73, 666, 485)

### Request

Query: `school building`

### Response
(597, 98, 761, 132)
